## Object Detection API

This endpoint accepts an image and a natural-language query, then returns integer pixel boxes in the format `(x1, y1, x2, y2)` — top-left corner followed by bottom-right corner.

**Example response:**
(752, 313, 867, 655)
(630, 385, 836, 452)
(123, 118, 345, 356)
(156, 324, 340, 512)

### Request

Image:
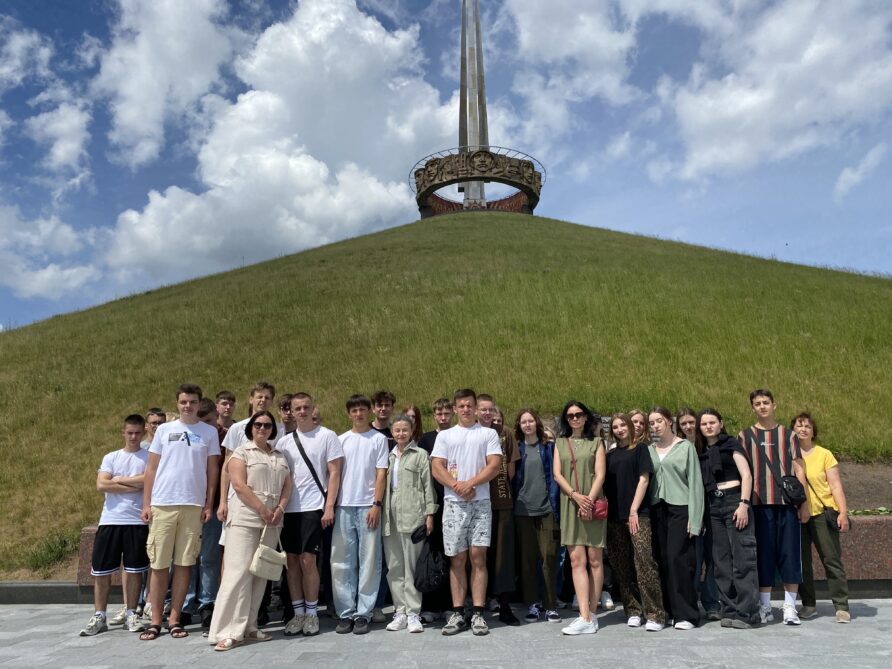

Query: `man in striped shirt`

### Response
(739, 389, 809, 627)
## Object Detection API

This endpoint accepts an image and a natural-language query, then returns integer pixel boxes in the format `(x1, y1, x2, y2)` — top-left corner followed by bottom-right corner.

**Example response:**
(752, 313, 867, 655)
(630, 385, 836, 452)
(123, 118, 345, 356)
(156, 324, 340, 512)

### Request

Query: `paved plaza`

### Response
(1, 600, 888, 669)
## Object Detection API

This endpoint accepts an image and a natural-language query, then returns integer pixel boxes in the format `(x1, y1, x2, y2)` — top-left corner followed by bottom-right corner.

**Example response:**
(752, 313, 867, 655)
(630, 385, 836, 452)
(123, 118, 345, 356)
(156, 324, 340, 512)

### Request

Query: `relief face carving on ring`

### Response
(414, 149, 542, 200)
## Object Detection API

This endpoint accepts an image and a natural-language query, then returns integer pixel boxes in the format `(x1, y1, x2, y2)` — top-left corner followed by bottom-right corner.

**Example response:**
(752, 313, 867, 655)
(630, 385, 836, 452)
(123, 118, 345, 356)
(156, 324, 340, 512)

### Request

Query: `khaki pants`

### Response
(383, 504, 424, 616)
(515, 513, 558, 609)
(208, 524, 280, 642)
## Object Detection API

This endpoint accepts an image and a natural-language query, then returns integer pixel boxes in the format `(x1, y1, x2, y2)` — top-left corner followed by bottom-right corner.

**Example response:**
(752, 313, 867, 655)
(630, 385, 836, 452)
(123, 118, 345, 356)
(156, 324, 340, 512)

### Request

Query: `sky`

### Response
(1, 0, 891, 329)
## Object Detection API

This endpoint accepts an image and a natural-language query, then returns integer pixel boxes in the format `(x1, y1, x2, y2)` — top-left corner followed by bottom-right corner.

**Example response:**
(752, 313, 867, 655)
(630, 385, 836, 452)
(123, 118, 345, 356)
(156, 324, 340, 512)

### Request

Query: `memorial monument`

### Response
(411, 0, 546, 218)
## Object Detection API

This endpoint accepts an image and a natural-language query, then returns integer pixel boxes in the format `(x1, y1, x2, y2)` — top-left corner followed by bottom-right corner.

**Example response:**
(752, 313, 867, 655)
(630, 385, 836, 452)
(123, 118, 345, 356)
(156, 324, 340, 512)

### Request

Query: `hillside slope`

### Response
(1, 212, 890, 570)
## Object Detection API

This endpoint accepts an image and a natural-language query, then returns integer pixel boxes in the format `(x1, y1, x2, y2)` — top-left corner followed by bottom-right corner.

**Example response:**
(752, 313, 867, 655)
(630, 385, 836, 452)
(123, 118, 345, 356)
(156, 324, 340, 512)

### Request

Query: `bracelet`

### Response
(740, 499, 751, 506)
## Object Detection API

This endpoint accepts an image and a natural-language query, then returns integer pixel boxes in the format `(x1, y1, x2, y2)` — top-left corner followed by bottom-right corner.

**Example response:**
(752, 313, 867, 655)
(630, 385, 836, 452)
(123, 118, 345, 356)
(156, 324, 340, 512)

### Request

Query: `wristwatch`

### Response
(740, 499, 751, 506)
(373, 500, 383, 508)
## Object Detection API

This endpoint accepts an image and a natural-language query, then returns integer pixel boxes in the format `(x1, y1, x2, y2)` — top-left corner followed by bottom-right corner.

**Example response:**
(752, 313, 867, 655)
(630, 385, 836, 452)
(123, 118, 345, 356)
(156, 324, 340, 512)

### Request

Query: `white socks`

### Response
(759, 592, 771, 607)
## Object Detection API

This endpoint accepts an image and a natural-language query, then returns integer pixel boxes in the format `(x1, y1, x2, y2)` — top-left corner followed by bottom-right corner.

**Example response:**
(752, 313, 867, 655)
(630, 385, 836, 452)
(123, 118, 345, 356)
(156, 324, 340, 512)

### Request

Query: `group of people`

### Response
(80, 382, 852, 649)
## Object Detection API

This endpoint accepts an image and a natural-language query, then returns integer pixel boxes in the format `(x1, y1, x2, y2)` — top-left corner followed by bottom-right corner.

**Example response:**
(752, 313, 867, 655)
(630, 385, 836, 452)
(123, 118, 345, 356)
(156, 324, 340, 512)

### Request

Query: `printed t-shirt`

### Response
(98, 449, 149, 525)
(337, 429, 389, 507)
(149, 419, 221, 506)
(802, 445, 839, 517)
(277, 426, 345, 512)
(739, 425, 801, 506)
(372, 424, 396, 451)
(489, 428, 520, 510)
(431, 423, 502, 503)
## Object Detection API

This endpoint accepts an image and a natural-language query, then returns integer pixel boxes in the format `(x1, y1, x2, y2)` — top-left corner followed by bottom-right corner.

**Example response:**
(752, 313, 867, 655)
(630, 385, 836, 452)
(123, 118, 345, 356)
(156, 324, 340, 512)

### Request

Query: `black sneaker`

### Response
(200, 607, 214, 629)
(499, 606, 520, 626)
(335, 618, 354, 634)
(257, 609, 269, 627)
(353, 616, 370, 635)
(179, 612, 193, 626)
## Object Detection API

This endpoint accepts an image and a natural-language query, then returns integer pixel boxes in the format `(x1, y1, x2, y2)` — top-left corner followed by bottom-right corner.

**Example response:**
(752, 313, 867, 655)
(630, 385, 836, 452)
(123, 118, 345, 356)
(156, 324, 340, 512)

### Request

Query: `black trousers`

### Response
(651, 501, 699, 624)
(708, 490, 759, 622)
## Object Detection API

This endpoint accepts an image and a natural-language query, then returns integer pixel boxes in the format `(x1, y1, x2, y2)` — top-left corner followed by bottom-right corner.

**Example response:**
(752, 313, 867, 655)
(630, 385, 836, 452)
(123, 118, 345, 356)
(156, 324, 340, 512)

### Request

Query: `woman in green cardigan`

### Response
(647, 406, 704, 630)
(382, 414, 438, 633)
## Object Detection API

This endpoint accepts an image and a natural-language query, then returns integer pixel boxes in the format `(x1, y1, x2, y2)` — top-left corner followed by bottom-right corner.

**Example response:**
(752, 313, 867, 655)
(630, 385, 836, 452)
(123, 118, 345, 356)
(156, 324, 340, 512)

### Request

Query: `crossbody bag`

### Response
(565, 438, 608, 520)
(760, 443, 807, 507)
(293, 433, 327, 499)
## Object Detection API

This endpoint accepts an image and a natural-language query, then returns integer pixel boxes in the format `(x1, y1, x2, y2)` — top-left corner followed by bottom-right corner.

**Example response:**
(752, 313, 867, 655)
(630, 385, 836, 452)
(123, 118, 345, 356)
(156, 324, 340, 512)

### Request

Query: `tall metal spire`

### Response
(459, 0, 488, 207)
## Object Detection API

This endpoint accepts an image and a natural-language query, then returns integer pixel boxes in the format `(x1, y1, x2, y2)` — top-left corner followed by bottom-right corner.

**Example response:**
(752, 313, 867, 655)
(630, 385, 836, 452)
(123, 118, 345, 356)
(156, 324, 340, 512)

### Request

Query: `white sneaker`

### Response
(760, 605, 774, 624)
(627, 615, 642, 627)
(372, 608, 387, 623)
(284, 614, 305, 636)
(125, 612, 144, 633)
(599, 591, 615, 611)
(674, 620, 695, 630)
(407, 613, 424, 633)
(645, 619, 664, 632)
(782, 604, 801, 625)
(420, 611, 437, 624)
(109, 606, 127, 625)
(142, 602, 152, 620)
(79, 613, 108, 636)
(561, 615, 598, 635)
(486, 597, 500, 612)
(387, 612, 408, 631)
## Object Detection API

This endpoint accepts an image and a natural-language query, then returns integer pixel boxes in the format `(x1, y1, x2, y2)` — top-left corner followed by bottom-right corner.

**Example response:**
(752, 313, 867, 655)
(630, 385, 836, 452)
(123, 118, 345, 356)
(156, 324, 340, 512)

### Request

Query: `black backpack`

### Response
(413, 537, 448, 594)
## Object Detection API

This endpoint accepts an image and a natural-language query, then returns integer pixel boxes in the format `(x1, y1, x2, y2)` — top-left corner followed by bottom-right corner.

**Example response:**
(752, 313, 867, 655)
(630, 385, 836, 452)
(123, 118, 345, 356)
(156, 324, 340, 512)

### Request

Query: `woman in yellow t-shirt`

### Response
(792, 412, 850, 623)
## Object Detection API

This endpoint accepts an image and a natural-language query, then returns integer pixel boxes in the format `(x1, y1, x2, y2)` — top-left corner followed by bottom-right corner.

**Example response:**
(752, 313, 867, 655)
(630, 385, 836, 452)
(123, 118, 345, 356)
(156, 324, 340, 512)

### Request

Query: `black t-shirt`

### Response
(371, 424, 396, 451)
(418, 430, 444, 504)
(701, 433, 749, 489)
(605, 444, 654, 520)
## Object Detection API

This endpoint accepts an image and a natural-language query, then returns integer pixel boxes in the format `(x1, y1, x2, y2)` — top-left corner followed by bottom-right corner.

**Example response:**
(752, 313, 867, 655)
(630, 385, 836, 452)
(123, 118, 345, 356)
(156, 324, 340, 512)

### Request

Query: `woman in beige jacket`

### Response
(209, 411, 291, 651)
(382, 414, 438, 633)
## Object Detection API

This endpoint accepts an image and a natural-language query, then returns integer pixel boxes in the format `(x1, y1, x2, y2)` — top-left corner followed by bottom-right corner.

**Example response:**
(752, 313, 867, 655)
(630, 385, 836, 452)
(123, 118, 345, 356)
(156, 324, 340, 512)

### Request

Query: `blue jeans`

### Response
(183, 516, 223, 613)
(694, 533, 720, 613)
(331, 506, 382, 620)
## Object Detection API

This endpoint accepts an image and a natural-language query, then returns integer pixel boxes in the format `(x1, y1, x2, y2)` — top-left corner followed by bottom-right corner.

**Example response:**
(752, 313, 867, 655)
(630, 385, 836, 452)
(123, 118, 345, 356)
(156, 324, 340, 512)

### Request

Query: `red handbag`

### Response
(566, 438, 608, 520)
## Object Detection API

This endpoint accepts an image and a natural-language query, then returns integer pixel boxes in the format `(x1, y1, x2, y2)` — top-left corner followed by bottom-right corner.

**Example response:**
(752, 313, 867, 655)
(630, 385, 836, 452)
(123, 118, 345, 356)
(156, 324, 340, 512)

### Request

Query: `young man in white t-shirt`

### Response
(140, 383, 221, 640)
(332, 394, 389, 635)
(276, 392, 343, 637)
(80, 414, 151, 637)
(431, 388, 502, 637)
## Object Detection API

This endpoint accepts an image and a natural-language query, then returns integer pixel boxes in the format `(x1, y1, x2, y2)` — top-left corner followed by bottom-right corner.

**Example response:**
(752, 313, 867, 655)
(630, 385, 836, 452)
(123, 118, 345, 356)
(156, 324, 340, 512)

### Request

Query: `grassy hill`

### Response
(1, 212, 890, 573)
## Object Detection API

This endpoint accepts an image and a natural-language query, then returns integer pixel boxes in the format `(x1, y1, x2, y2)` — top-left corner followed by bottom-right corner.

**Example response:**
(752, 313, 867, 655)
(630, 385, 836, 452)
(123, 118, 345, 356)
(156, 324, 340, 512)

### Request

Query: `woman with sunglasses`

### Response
(553, 401, 607, 635)
(209, 411, 292, 651)
(647, 406, 704, 630)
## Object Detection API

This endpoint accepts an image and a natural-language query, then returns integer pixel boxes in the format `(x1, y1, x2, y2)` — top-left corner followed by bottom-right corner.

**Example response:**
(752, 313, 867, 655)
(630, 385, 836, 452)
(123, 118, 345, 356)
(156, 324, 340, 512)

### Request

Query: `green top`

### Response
(556, 437, 606, 548)
(647, 439, 705, 535)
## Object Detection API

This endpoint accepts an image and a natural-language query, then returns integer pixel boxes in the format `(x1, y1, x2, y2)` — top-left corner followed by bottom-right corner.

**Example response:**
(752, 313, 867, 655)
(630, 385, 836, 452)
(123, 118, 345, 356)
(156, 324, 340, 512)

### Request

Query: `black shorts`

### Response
(281, 511, 324, 555)
(91, 525, 150, 576)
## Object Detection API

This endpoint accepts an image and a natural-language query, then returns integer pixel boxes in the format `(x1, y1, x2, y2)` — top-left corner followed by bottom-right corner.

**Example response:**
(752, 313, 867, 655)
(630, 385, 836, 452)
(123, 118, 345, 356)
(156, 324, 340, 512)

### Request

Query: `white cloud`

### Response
(0, 205, 100, 299)
(25, 102, 91, 174)
(834, 143, 887, 202)
(92, 0, 234, 168)
(661, 1, 892, 180)
(0, 17, 53, 92)
(104, 0, 446, 287)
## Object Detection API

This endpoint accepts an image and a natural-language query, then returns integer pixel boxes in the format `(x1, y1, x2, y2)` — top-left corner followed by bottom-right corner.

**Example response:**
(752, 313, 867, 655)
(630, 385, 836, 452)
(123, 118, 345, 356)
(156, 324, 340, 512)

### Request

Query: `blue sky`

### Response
(1, 0, 890, 329)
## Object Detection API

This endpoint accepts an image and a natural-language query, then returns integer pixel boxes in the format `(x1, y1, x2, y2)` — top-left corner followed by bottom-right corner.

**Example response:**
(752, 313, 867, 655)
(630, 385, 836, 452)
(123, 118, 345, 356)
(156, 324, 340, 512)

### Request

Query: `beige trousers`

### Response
(383, 504, 425, 616)
(208, 524, 280, 642)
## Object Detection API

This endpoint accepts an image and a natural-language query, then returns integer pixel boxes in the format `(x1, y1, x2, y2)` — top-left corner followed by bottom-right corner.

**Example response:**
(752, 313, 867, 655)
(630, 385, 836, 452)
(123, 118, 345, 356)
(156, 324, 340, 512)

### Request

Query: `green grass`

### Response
(1, 212, 890, 571)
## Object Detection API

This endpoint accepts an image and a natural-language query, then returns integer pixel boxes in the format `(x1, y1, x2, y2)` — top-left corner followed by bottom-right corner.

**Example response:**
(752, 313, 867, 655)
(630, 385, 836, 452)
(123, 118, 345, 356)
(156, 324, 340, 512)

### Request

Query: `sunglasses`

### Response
(148, 421, 163, 426)
(254, 422, 274, 429)
(566, 412, 586, 421)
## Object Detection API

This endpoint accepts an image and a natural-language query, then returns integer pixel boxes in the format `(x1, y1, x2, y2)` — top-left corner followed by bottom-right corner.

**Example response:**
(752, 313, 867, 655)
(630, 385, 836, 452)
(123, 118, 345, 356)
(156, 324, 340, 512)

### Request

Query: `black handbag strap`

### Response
(804, 477, 831, 511)
(293, 432, 326, 497)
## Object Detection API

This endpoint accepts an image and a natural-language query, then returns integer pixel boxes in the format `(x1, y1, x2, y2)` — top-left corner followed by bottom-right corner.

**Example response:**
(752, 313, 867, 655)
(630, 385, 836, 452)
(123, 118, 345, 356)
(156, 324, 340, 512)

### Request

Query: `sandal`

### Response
(214, 638, 242, 651)
(139, 624, 162, 641)
(246, 630, 272, 642)
(167, 624, 189, 639)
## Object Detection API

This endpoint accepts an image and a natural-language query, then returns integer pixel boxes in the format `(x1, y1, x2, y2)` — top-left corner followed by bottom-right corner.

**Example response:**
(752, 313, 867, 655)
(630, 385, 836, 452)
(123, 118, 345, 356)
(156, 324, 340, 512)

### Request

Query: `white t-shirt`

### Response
(221, 417, 285, 452)
(98, 449, 149, 525)
(149, 420, 221, 507)
(431, 423, 502, 502)
(337, 429, 389, 507)
(276, 426, 345, 512)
